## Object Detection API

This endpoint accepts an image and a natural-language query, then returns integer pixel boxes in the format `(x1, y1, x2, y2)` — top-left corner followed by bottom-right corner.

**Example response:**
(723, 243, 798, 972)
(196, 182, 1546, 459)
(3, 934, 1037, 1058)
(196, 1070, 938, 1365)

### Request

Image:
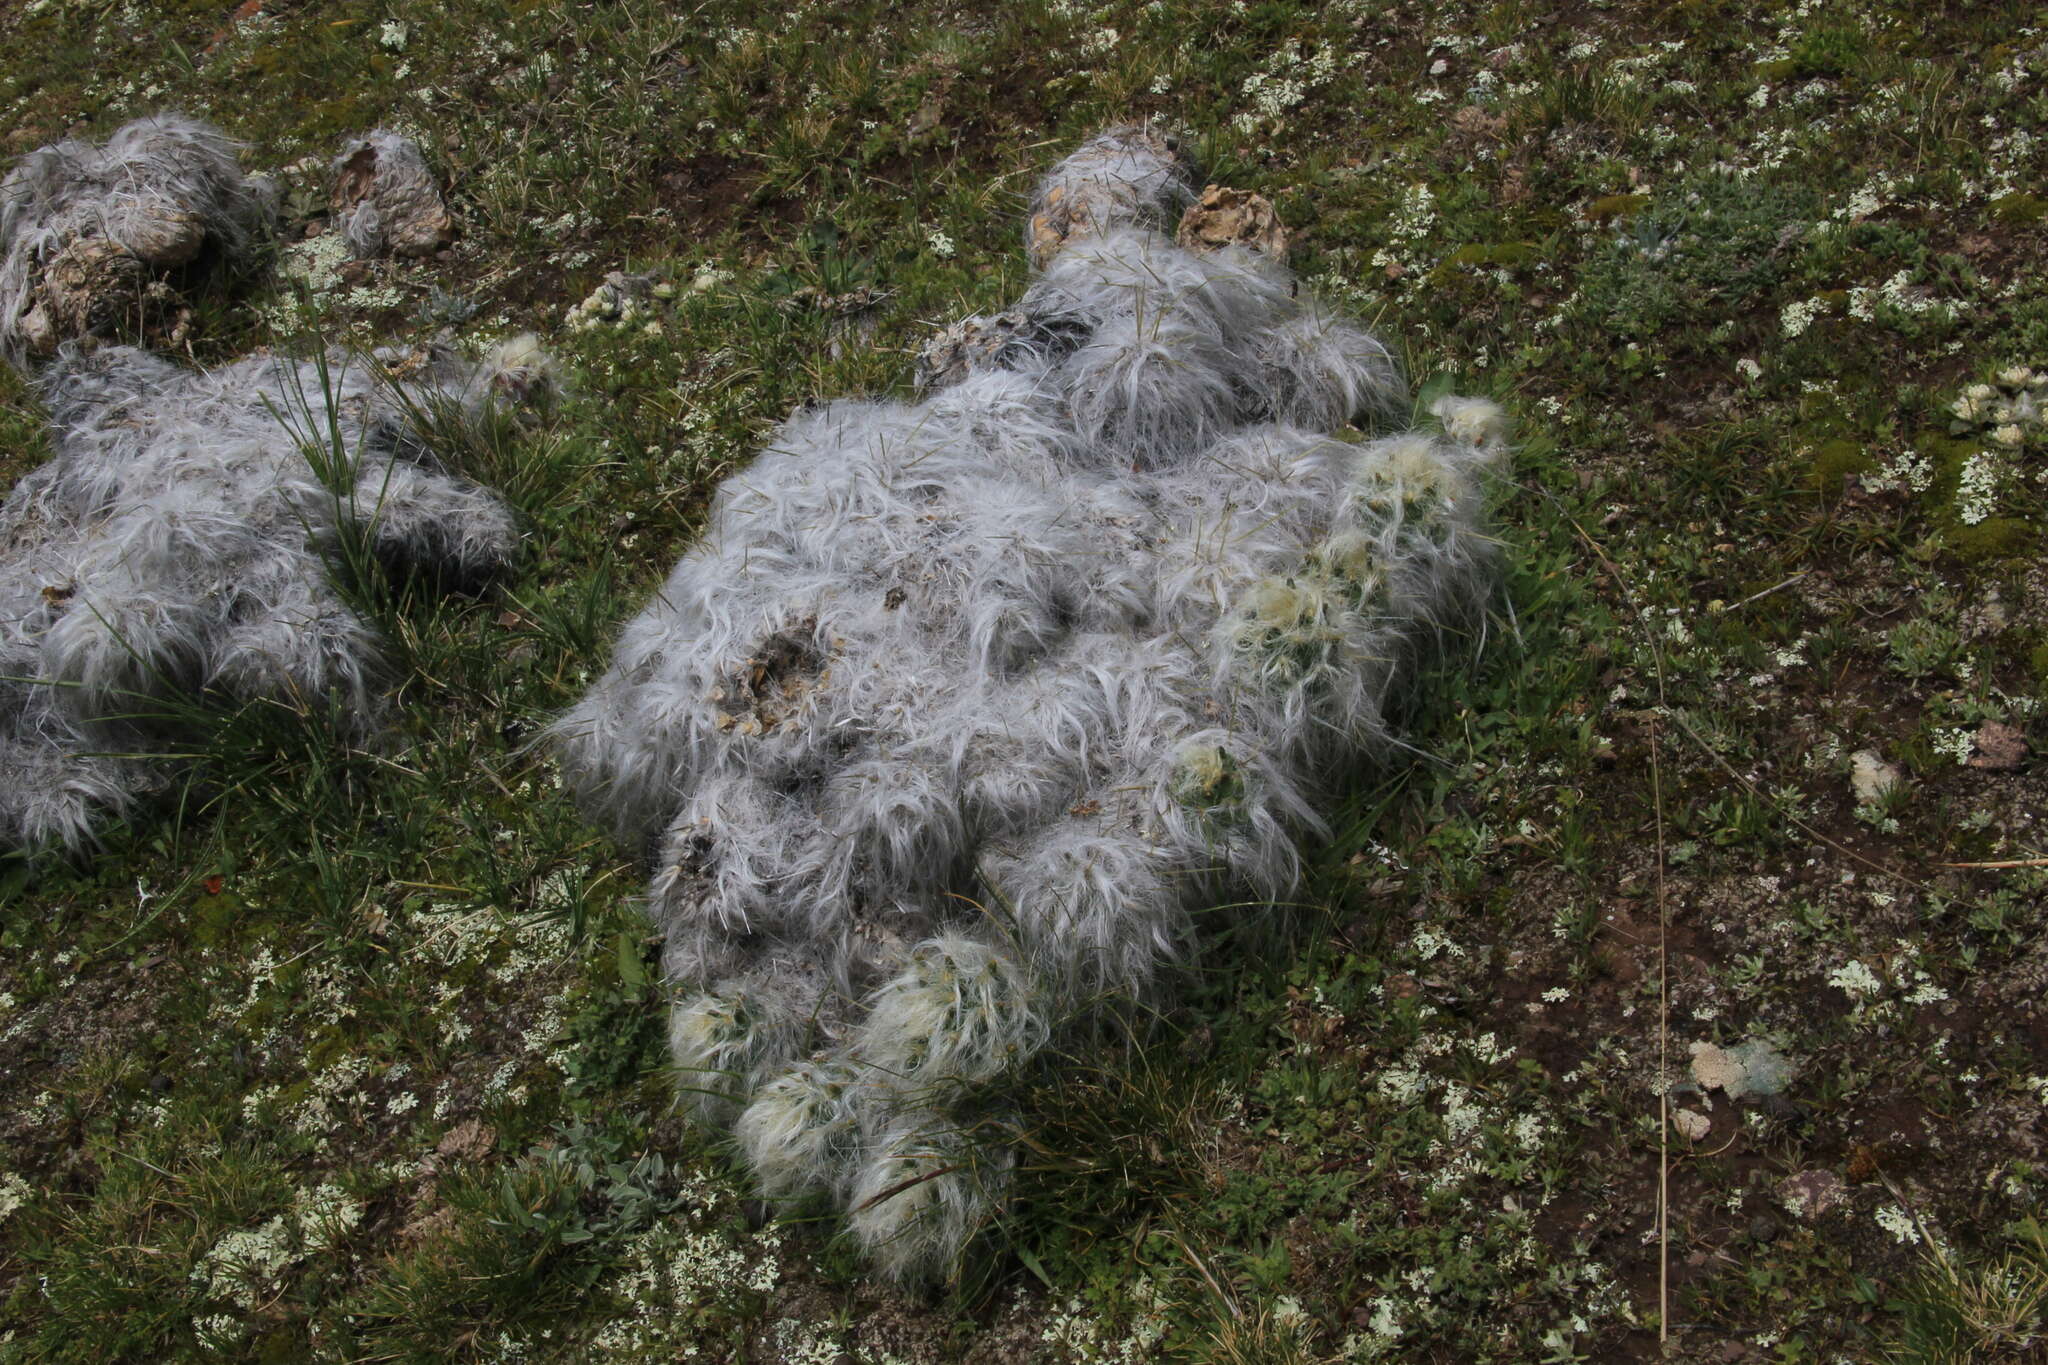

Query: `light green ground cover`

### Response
(2, 0, 2047, 1360)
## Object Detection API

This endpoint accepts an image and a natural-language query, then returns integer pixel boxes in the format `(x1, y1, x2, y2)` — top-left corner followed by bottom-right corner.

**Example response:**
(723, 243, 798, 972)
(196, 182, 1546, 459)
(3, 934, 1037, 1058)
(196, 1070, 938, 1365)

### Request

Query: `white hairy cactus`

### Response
(0, 113, 277, 364)
(0, 335, 550, 849)
(553, 127, 1509, 1280)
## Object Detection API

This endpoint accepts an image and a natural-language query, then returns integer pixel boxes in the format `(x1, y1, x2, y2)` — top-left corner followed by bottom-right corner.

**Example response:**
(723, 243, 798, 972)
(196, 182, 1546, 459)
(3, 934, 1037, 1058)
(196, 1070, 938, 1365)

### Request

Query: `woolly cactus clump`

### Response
(553, 127, 1509, 1280)
(0, 114, 277, 364)
(0, 337, 552, 849)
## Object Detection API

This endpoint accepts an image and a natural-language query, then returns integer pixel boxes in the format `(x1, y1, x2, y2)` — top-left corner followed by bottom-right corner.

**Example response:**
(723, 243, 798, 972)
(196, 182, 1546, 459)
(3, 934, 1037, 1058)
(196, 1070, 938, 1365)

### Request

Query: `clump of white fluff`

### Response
(0, 338, 549, 849)
(552, 127, 1510, 1281)
(735, 1059, 863, 1199)
(480, 331, 560, 404)
(845, 1112, 1015, 1282)
(0, 113, 277, 364)
(857, 935, 1050, 1085)
(668, 986, 808, 1124)
(1428, 394, 1511, 449)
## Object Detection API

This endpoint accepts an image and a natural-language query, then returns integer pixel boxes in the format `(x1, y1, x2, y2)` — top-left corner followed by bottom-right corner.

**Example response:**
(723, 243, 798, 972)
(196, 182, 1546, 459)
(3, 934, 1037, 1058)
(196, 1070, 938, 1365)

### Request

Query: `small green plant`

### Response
(1887, 603, 1965, 679)
(1572, 172, 1822, 347)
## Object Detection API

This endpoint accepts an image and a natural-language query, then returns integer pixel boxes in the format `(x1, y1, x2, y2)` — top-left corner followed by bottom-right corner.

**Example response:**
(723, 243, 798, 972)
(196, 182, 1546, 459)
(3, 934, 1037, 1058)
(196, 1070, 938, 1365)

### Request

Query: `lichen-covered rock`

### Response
(553, 129, 1505, 1282)
(330, 130, 454, 259)
(0, 113, 275, 364)
(21, 238, 152, 351)
(1849, 749, 1899, 804)
(1177, 183, 1291, 258)
(565, 269, 664, 331)
(0, 336, 552, 849)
